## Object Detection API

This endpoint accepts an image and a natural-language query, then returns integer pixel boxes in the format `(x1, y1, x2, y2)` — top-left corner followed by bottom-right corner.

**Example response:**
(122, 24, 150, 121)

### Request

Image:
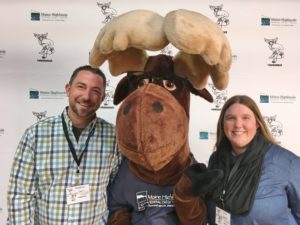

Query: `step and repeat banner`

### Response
(0, 0, 299, 222)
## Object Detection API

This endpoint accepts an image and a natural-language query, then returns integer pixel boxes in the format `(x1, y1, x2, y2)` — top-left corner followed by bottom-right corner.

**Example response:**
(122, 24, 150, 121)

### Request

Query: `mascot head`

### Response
(89, 9, 232, 185)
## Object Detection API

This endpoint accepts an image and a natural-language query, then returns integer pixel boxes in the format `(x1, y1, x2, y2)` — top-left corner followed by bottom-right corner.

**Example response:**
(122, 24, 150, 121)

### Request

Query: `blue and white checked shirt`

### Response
(7, 108, 122, 225)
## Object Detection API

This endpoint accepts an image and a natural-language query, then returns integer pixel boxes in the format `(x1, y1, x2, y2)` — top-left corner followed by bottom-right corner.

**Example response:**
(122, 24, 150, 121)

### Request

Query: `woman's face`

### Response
(223, 103, 259, 155)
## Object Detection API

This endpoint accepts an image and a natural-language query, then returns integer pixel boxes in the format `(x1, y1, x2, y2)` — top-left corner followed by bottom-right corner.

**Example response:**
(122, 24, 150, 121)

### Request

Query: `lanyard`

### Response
(61, 114, 95, 173)
(220, 155, 242, 209)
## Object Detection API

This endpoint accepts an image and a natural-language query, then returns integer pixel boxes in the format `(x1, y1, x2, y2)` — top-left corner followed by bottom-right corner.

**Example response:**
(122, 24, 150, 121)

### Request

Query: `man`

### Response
(7, 65, 122, 224)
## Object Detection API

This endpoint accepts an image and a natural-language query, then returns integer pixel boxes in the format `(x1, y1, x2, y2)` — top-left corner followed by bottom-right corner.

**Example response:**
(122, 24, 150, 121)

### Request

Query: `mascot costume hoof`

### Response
(89, 9, 232, 225)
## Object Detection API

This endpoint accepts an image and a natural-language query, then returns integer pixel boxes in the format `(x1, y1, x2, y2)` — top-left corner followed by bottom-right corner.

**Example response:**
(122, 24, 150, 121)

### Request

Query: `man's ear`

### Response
(113, 76, 131, 105)
(101, 92, 106, 102)
(65, 83, 70, 97)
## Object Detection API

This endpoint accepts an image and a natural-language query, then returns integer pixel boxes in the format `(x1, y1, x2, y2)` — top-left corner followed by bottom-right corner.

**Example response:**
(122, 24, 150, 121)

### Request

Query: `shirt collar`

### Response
(62, 107, 97, 132)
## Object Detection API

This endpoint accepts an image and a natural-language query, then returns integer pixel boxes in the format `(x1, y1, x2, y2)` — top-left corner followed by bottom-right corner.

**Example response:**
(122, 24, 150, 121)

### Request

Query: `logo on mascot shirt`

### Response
(136, 191, 174, 211)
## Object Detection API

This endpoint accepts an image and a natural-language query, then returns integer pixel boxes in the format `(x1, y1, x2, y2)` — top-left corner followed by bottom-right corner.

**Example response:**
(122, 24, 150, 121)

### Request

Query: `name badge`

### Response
(216, 206, 231, 225)
(66, 184, 90, 205)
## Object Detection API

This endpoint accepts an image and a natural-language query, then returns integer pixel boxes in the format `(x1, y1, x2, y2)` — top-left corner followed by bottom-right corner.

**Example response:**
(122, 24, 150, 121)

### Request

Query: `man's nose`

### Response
(82, 90, 92, 100)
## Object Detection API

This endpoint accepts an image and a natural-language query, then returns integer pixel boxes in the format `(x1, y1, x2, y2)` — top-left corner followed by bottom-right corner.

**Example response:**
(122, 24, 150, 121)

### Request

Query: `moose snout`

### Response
(122, 85, 166, 116)
(122, 99, 164, 115)
(116, 83, 188, 171)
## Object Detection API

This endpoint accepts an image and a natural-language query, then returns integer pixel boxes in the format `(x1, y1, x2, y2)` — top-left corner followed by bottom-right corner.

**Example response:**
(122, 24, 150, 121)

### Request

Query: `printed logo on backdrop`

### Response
(101, 79, 115, 109)
(199, 130, 216, 140)
(261, 16, 297, 27)
(31, 10, 68, 22)
(97, 1, 118, 24)
(0, 49, 6, 59)
(232, 54, 237, 62)
(260, 94, 296, 104)
(34, 33, 55, 62)
(160, 44, 174, 56)
(209, 4, 230, 33)
(264, 37, 284, 66)
(29, 89, 66, 99)
(33, 111, 47, 121)
(0, 128, 4, 137)
(208, 83, 228, 111)
(263, 115, 283, 137)
(136, 191, 174, 211)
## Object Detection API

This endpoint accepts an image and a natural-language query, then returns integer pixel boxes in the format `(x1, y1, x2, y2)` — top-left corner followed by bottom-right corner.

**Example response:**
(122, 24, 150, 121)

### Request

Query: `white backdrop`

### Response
(1, 0, 299, 222)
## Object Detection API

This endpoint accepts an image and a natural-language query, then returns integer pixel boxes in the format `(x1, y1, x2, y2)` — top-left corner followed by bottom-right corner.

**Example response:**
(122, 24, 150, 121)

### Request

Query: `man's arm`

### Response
(7, 129, 37, 224)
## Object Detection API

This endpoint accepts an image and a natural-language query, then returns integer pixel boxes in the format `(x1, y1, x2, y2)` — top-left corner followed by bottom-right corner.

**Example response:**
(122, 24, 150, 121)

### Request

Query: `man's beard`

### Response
(70, 101, 96, 118)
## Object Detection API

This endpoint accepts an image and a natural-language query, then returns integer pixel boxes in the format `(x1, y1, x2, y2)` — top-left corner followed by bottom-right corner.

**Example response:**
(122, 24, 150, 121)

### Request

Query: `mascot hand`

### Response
(107, 208, 131, 225)
(185, 163, 224, 198)
(174, 169, 206, 225)
(173, 163, 223, 225)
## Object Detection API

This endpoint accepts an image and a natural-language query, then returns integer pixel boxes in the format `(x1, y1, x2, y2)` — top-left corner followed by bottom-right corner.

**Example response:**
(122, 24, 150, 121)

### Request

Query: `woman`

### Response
(206, 95, 300, 225)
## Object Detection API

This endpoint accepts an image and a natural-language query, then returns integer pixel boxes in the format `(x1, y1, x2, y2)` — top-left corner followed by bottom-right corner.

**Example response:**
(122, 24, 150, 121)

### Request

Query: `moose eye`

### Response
(163, 80, 176, 91)
(137, 78, 149, 88)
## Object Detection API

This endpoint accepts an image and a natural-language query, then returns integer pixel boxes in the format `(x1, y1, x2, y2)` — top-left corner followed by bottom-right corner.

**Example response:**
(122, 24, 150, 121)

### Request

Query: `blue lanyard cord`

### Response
(61, 114, 95, 173)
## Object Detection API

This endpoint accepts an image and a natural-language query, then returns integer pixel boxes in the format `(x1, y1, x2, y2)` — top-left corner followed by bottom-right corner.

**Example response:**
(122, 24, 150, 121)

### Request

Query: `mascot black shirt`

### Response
(108, 158, 180, 225)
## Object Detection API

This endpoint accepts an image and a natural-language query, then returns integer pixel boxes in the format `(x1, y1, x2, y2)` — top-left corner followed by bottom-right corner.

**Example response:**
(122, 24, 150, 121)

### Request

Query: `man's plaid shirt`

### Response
(7, 108, 122, 224)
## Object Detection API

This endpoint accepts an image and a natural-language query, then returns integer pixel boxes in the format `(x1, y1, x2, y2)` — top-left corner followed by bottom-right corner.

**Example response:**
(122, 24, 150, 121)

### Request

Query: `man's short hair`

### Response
(69, 65, 107, 88)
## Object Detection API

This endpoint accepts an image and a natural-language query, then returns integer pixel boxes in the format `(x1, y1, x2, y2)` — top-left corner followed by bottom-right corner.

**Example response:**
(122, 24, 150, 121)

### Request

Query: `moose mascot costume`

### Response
(89, 9, 232, 225)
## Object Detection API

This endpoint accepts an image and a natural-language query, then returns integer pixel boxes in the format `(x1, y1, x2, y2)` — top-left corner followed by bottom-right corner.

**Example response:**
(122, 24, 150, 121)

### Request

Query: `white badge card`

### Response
(66, 184, 91, 205)
(216, 206, 231, 225)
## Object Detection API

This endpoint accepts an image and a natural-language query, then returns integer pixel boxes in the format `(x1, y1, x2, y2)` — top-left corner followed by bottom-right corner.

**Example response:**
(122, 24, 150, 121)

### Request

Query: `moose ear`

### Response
(195, 88, 214, 103)
(113, 76, 131, 105)
(185, 81, 214, 103)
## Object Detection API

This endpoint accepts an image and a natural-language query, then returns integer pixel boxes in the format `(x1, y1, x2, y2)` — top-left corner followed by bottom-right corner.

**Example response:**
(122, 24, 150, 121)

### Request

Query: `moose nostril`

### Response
(123, 103, 131, 115)
(152, 101, 163, 113)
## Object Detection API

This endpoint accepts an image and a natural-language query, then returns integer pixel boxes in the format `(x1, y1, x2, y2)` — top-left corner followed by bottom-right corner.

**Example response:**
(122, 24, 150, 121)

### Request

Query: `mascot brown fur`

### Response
(89, 9, 232, 225)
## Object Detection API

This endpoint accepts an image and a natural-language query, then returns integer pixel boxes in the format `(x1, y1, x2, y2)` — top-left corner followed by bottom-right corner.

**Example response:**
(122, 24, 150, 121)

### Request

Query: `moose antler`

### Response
(89, 9, 168, 75)
(89, 9, 232, 90)
(163, 9, 232, 90)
